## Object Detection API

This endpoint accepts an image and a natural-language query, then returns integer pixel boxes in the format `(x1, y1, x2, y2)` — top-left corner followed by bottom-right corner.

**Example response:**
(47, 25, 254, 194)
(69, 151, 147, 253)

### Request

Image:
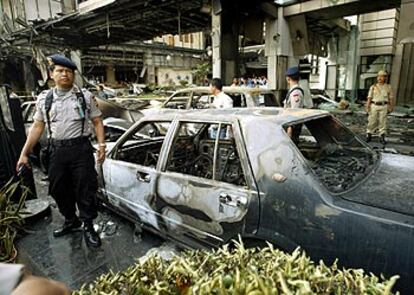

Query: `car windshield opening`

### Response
(285, 116, 379, 193)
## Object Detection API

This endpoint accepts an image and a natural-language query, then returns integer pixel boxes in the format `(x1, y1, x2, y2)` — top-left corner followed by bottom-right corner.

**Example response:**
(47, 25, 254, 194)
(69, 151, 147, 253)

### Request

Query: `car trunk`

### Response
(341, 153, 414, 216)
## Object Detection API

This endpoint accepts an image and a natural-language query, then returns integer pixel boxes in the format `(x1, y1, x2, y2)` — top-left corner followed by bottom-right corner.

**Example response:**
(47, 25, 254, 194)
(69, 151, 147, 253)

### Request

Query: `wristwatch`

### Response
(98, 143, 106, 148)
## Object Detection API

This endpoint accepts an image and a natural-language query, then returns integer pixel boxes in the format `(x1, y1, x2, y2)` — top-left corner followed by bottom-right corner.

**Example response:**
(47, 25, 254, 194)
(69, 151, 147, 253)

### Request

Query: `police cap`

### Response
(47, 54, 77, 71)
(285, 66, 300, 77)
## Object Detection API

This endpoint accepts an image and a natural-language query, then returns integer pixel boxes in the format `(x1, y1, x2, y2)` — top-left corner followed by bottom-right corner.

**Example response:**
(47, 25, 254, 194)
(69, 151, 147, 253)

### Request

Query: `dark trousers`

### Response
(48, 141, 98, 223)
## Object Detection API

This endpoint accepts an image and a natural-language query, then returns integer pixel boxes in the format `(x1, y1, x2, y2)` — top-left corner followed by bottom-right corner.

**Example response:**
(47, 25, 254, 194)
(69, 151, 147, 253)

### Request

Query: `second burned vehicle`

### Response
(96, 108, 414, 292)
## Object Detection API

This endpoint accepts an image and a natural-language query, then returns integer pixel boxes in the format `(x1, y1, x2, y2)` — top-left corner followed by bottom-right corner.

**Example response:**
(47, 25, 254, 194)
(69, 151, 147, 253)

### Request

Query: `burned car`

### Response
(143, 87, 278, 112)
(97, 108, 414, 292)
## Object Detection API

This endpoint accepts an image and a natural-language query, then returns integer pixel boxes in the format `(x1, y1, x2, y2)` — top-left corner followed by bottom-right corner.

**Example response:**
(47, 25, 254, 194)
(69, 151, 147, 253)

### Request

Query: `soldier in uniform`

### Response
(17, 54, 106, 248)
(366, 70, 394, 144)
(284, 66, 304, 143)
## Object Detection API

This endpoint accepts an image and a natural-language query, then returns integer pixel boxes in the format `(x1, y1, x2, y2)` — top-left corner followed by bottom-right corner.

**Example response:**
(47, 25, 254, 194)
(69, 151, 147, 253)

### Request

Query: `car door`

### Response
(155, 120, 260, 248)
(100, 120, 173, 232)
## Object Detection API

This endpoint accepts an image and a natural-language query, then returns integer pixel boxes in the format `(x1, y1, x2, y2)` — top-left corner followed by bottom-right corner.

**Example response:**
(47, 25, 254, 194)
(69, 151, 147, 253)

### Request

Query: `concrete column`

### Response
(211, 12, 221, 79)
(143, 50, 156, 84)
(265, 17, 278, 90)
(211, 4, 239, 84)
(106, 65, 116, 85)
(391, 0, 414, 105)
(71, 50, 83, 88)
(265, 7, 296, 103)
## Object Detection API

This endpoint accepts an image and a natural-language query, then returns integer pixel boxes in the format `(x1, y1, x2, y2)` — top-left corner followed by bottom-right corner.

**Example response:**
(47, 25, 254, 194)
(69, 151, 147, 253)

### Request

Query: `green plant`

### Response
(193, 62, 211, 85)
(0, 179, 28, 262)
(179, 80, 189, 87)
(74, 238, 399, 294)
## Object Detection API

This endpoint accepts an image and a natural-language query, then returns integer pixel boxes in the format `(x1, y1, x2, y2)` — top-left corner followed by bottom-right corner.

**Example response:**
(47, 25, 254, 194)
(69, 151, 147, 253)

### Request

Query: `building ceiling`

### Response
(7, 0, 212, 48)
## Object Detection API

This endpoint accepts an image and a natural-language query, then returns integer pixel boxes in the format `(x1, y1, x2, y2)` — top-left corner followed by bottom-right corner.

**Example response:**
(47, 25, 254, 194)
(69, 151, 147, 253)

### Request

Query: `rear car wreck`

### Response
(96, 108, 414, 292)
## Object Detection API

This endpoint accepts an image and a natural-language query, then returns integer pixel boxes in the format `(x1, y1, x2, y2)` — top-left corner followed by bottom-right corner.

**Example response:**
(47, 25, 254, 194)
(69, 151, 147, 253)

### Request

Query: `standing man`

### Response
(210, 78, 233, 109)
(16, 54, 106, 248)
(366, 70, 394, 144)
(284, 66, 304, 143)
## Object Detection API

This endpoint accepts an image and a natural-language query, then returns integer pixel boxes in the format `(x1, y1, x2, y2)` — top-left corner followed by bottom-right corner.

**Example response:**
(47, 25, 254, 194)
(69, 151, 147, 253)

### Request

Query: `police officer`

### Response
(366, 70, 394, 144)
(284, 66, 304, 143)
(16, 54, 106, 248)
(284, 66, 304, 109)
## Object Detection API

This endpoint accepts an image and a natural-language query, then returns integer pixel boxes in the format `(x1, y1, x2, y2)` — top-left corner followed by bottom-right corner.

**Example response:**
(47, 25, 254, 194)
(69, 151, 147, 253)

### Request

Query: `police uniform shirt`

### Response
(284, 87, 304, 109)
(33, 86, 102, 140)
(368, 83, 393, 103)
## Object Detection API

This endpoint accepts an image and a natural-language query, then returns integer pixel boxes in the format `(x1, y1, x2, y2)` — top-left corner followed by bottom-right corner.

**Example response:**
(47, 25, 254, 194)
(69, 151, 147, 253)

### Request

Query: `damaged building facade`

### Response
(0, 0, 413, 104)
(0, 0, 210, 92)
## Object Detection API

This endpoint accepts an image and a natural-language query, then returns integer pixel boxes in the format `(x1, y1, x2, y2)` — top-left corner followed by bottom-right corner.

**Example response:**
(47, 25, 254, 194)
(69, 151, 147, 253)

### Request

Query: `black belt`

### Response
(373, 101, 387, 106)
(51, 136, 89, 148)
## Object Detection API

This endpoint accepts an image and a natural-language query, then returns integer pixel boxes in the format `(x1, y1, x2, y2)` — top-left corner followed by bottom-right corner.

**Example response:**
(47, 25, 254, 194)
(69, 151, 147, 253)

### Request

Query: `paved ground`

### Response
(16, 168, 175, 291)
(334, 111, 414, 156)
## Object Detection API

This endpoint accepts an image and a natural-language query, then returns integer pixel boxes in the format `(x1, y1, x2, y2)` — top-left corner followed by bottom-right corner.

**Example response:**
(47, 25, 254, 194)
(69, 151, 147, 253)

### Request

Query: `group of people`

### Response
(230, 76, 269, 88)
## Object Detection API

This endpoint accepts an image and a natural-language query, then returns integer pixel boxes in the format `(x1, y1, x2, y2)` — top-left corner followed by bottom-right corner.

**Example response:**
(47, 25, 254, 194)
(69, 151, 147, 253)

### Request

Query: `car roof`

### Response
(143, 107, 329, 125)
(173, 86, 274, 95)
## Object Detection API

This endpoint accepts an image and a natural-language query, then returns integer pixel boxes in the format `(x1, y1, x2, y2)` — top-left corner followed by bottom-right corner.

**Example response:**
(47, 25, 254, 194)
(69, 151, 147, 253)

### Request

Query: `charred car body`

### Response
(97, 108, 414, 292)
(143, 87, 279, 112)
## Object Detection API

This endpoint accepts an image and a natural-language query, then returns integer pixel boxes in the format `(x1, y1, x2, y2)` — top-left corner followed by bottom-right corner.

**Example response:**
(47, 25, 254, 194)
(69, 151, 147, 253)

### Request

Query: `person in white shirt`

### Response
(210, 78, 233, 109)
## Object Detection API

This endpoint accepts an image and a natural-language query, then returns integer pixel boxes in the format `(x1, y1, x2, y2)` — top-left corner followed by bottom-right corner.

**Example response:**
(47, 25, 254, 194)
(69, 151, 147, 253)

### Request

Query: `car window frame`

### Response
(161, 91, 193, 109)
(160, 117, 256, 190)
(282, 113, 380, 195)
(108, 118, 177, 171)
(189, 92, 214, 109)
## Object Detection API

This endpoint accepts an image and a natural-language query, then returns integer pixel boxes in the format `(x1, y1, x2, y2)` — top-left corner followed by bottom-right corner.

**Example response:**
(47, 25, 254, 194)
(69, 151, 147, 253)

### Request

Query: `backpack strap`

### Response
(75, 90, 87, 136)
(44, 89, 54, 139)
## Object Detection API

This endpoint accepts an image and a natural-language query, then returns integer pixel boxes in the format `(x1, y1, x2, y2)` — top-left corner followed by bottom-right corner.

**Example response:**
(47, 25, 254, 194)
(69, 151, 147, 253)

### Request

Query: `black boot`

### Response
(53, 217, 82, 237)
(366, 133, 372, 143)
(380, 134, 386, 145)
(83, 222, 101, 248)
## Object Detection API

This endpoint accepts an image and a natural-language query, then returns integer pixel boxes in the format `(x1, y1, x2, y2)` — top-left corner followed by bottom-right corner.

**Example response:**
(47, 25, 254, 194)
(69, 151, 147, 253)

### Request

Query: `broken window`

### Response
(191, 93, 213, 109)
(166, 122, 247, 186)
(251, 93, 278, 106)
(286, 116, 378, 193)
(164, 92, 191, 109)
(115, 121, 171, 168)
(226, 93, 246, 107)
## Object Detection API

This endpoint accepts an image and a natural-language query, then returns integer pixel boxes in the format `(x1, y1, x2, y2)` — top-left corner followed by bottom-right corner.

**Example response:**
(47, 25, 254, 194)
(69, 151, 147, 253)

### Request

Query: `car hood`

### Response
(341, 153, 414, 216)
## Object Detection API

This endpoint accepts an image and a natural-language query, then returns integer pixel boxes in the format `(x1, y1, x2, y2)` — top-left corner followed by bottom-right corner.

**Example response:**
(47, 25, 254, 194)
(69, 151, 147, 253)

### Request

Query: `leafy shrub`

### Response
(0, 179, 28, 262)
(75, 239, 398, 294)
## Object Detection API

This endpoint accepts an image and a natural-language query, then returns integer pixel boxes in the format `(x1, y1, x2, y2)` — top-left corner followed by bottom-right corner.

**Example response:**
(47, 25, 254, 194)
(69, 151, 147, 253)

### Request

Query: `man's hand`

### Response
(16, 155, 31, 173)
(365, 104, 371, 114)
(96, 146, 106, 164)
